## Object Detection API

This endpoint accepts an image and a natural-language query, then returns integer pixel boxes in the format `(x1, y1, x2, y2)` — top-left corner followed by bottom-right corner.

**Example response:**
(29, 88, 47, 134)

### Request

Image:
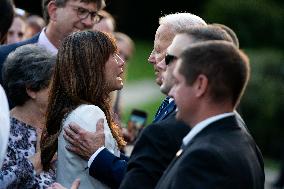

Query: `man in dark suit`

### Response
(0, 0, 105, 84)
(155, 40, 265, 189)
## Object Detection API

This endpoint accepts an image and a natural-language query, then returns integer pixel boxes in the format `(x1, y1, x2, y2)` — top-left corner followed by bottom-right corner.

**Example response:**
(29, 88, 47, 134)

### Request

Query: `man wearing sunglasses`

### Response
(0, 0, 105, 85)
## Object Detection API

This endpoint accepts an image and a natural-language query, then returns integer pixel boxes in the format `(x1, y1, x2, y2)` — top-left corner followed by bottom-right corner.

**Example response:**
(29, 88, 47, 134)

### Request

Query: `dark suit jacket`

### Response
(0, 33, 39, 84)
(119, 111, 190, 189)
(89, 148, 129, 189)
(155, 115, 265, 189)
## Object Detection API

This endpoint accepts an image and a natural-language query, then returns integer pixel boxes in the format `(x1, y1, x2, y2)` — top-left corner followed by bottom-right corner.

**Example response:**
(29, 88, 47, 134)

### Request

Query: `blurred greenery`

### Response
(121, 96, 164, 127)
(202, 0, 284, 48)
(240, 48, 284, 158)
(123, 40, 284, 159)
(118, 0, 284, 158)
(265, 158, 281, 171)
(125, 40, 154, 82)
(122, 39, 164, 126)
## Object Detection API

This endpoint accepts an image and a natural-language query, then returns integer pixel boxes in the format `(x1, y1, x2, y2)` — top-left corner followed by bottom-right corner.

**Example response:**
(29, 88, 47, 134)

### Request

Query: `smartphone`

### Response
(128, 109, 147, 128)
(126, 109, 147, 143)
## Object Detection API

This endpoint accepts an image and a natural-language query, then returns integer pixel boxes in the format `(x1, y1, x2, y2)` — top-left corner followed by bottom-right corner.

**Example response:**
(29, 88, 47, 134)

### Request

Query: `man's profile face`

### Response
(148, 24, 174, 86)
(160, 33, 195, 95)
(169, 60, 196, 123)
(54, 0, 99, 38)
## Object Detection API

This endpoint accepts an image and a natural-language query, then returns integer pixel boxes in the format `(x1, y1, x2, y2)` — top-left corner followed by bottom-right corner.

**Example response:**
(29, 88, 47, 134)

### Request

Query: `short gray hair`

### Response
(159, 13, 207, 34)
(179, 25, 234, 44)
(2, 44, 56, 106)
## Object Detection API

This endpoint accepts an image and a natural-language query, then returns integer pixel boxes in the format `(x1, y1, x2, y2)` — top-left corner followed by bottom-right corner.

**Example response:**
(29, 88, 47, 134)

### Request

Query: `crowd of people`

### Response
(0, 0, 279, 188)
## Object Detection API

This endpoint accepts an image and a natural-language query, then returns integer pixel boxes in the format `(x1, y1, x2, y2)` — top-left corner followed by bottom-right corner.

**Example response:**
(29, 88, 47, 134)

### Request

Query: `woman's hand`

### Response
(29, 151, 43, 174)
(29, 127, 44, 174)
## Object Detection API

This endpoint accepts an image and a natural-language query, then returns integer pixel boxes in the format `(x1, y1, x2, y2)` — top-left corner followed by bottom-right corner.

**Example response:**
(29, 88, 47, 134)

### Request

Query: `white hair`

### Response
(159, 13, 207, 34)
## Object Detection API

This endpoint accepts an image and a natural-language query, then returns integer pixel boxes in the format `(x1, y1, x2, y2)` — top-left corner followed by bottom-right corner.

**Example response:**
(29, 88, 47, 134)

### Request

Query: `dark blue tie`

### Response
(154, 97, 170, 119)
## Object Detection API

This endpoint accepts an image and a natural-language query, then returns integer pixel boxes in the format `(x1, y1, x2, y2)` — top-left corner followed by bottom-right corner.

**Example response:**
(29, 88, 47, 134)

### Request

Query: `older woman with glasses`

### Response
(0, 44, 56, 188)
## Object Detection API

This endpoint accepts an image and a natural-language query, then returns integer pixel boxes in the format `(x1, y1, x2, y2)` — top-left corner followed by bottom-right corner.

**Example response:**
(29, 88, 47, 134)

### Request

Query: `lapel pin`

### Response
(176, 149, 183, 157)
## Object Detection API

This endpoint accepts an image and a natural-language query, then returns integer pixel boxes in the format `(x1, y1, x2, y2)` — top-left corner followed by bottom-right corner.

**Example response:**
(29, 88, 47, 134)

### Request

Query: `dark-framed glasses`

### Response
(71, 5, 103, 23)
(165, 53, 178, 65)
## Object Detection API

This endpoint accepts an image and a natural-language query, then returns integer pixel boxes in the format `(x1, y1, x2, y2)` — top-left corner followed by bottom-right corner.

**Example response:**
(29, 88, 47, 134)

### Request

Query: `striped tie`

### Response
(154, 97, 170, 119)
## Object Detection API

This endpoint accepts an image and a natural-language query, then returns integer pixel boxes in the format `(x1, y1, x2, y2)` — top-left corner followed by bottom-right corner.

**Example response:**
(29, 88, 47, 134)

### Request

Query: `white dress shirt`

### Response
(182, 112, 235, 147)
(0, 85, 10, 166)
(37, 28, 58, 55)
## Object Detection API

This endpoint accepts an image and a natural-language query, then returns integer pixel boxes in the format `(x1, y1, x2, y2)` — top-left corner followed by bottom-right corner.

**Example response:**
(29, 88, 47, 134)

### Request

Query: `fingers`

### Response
(96, 118, 104, 132)
(48, 182, 66, 189)
(64, 122, 87, 145)
(36, 128, 42, 152)
(69, 122, 86, 134)
(63, 129, 77, 147)
(70, 178, 80, 189)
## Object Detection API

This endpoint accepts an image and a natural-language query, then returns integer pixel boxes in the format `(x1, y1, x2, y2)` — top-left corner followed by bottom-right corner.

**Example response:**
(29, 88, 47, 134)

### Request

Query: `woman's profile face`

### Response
(104, 53, 125, 92)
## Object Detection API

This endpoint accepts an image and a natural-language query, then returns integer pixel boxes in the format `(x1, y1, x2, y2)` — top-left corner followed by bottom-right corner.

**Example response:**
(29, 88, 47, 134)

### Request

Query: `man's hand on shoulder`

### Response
(63, 118, 105, 160)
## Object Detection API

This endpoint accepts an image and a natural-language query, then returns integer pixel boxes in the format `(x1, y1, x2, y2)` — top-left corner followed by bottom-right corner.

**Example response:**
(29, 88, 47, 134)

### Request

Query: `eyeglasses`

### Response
(69, 5, 103, 23)
(165, 53, 178, 65)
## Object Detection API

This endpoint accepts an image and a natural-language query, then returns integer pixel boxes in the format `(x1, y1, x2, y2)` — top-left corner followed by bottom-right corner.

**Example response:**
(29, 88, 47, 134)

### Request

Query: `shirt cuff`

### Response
(88, 147, 105, 168)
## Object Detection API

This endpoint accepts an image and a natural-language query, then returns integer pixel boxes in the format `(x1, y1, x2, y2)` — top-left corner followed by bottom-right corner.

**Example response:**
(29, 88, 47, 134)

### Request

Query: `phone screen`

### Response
(129, 114, 147, 129)
(126, 109, 147, 143)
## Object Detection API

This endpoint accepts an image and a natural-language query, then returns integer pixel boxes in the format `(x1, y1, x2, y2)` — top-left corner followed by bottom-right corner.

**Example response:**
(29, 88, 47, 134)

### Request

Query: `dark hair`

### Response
(41, 30, 126, 170)
(179, 41, 250, 107)
(211, 23, 239, 48)
(2, 44, 55, 106)
(179, 25, 234, 44)
(42, 0, 105, 23)
(0, 0, 14, 44)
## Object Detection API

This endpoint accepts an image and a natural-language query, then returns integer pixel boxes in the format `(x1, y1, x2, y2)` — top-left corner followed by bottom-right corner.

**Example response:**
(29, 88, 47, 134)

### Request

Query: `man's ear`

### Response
(26, 88, 36, 99)
(194, 74, 208, 98)
(48, 1, 58, 21)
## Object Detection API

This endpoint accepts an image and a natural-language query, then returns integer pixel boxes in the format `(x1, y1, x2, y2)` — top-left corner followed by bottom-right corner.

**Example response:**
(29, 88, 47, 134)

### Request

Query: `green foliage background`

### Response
(123, 0, 284, 158)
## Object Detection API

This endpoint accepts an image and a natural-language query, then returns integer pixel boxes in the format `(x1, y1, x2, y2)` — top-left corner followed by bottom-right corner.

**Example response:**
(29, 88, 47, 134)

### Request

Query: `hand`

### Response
(29, 127, 44, 174)
(48, 179, 80, 189)
(63, 118, 105, 160)
(29, 151, 42, 175)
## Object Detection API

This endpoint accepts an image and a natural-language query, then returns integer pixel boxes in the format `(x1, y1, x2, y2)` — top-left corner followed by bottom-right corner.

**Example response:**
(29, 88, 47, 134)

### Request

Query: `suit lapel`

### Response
(153, 101, 176, 123)
(162, 115, 240, 180)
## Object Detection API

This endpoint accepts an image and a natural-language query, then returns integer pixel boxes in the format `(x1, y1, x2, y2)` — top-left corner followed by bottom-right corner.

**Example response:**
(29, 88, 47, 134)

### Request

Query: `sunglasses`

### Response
(165, 53, 178, 65)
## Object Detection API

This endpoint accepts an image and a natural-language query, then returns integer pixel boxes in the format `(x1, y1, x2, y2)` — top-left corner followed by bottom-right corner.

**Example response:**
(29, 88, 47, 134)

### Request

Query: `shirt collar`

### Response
(169, 97, 174, 103)
(182, 112, 235, 146)
(37, 28, 58, 55)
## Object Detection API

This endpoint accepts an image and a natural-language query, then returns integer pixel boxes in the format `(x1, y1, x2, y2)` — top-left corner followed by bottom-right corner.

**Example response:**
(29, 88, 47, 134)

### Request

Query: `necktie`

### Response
(154, 97, 170, 119)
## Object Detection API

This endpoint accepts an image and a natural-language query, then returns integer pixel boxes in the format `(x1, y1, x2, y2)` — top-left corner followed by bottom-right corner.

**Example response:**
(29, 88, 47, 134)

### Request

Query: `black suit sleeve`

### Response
(89, 148, 128, 189)
(119, 119, 189, 189)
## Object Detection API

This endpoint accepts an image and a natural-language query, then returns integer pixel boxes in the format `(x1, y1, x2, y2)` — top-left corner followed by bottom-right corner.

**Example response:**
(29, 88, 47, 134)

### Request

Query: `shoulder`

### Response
(0, 33, 39, 54)
(71, 104, 105, 118)
(0, 33, 40, 65)
(142, 114, 189, 142)
(63, 104, 106, 131)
